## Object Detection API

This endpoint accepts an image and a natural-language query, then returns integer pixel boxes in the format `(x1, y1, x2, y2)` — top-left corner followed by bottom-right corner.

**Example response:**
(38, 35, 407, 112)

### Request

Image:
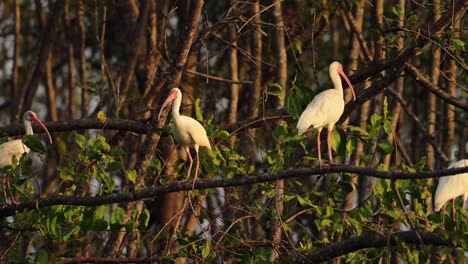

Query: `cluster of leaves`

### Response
(1, 90, 465, 263)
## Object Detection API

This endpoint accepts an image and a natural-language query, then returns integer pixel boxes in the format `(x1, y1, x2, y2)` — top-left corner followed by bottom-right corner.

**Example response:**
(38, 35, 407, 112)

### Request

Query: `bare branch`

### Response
(0, 165, 467, 218)
(297, 231, 457, 263)
(405, 64, 468, 111)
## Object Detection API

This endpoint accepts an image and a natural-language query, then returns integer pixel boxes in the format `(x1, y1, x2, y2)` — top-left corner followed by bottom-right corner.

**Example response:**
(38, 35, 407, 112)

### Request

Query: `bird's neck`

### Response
(171, 95, 183, 123)
(331, 72, 343, 93)
(24, 120, 33, 135)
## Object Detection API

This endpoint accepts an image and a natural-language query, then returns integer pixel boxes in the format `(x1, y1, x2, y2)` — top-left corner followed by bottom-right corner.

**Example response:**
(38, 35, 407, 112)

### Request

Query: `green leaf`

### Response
(370, 114, 381, 128)
(348, 125, 369, 137)
(201, 240, 211, 259)
(215, 130, 230, 140)
(378, 139, 394, 155)
(73, 134, 87, 149)
(295, 39, 303, 54)
(23, 135, 47, 154)
(138, 209, 151, 231)
(111, 207, 125, 226)
(62, 226, 80, 241)
(346, 137, 356, 157)
(321, 219, 333, 228)
(127, 169, 137, 184)
(392, 5, 402, 17)
(35, 251, 49, 264)
(383, 120, 393, 135)
(194, 98, 203, 122)
(451, 38, 465, 51)
(94, 205, 107, 219)
(97, 111, 107, 123)
(330, 129, 341, 152)
(92, 219, 109, 231)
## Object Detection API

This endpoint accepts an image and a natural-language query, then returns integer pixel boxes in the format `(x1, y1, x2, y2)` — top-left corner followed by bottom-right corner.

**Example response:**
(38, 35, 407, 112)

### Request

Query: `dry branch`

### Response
(297, 231, 457, 263)
(0, 165, 467, 218)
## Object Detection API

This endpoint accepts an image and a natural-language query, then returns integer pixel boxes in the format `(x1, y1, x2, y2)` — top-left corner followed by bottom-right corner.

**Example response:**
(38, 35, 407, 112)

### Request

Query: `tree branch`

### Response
(0, 119, 148, 137)
(296, 231, 458, 263)
(386, 88, 449, 163)
(1, 165, 467, 218)
(405, 64, 468, 111)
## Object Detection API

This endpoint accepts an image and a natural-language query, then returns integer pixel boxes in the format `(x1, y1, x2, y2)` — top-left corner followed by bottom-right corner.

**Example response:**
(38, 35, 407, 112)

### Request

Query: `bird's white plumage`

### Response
(296, 62, 355, 166)
(159, 88, 211, 185)
(0, 111, 52, 168)
(0, 139, 30, 167)
(0, 111, 52, 204)
(297, 89, 345, 135)
(171, 115, 212, 150)
(434, 159, 468, 212)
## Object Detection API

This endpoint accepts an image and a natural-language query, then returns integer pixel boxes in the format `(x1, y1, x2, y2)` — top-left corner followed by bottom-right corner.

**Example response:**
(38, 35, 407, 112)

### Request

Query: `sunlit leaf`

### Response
(201, 240, 211, 259)
(194, 98, 203, 122)
(73, 134, 87, 149)
(383, 120, 393, 135)
(330, 129, 341, 152)
(97, 111, 107, 123)
(127, 169, 137, 184)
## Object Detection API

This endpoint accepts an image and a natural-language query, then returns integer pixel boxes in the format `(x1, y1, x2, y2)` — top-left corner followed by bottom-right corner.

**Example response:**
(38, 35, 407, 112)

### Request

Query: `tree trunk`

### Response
(11, 0, 21, 122)
(64, 1, 75, 120)
(77, 0, 88, 118)
(342, 0, 365, 212)
(228, 0, 241, 147)
(270, 0, 287, 261)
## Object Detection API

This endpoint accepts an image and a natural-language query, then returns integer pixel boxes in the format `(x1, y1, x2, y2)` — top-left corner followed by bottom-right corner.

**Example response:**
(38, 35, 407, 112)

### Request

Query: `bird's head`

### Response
(330, 61, 356, 101)
(23, 111, 53, 144)
(158, 88, 182, 120)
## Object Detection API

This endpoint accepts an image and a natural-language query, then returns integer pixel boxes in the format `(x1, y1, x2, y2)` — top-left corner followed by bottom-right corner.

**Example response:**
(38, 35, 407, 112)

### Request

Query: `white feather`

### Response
(434, 159, 468, 212)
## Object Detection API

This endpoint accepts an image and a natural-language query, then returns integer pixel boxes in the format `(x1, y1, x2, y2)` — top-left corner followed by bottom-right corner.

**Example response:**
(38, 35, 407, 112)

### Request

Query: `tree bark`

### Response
(11, 0, 21, 122)
(228, 0, 241, 147)
(444, 17, 461, 160)
(270, 1, 287, 261)
(65, 1, 75, 120)
(342, 0, 365, 212)
(77, 0, 88, 118)
(17, 0, 64, 121)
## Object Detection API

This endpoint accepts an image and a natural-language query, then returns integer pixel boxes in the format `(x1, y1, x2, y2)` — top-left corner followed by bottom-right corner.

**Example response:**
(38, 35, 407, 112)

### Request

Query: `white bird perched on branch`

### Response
(158, 88, 211, 186)
(0, 111, 52, 205)
(434, 159, 468, 216)
(297, 62, 355, 167)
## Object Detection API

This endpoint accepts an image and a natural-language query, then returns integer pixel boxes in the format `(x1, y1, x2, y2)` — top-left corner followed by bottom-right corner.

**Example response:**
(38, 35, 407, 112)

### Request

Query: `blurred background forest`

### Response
(0, 0, 466, 263)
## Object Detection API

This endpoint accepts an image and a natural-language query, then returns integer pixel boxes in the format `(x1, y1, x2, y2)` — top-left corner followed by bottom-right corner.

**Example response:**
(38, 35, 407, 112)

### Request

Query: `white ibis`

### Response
(0, 111, 52, 204)
(434, 159, 468, 216)
(297, 61, 355, 167)
(158, 88, 211, 186)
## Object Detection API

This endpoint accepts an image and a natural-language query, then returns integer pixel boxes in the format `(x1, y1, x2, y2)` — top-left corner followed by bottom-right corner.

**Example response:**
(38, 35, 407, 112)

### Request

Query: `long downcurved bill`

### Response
(157, 90, 178, 120)
(339, 70, 356, 101)
(32, 116, 53, 144)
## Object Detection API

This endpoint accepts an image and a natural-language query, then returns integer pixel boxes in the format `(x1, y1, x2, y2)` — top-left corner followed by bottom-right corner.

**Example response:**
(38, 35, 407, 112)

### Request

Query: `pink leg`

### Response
(317, 128, 322, 168)
(185, 147, 193, 181)
(452, 199, 456, 218)
(192, 149, 201, 189)
(4, 178, 18, 205)
(327, 128, 335, 165)
(2, 178, 8, 204)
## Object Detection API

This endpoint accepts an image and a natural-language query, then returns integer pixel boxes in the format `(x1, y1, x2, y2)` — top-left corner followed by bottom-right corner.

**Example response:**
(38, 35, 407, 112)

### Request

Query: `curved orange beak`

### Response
(158, 90, 178, 120)
(339, 69, 356, 101)
(31, 115, 53, 144)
